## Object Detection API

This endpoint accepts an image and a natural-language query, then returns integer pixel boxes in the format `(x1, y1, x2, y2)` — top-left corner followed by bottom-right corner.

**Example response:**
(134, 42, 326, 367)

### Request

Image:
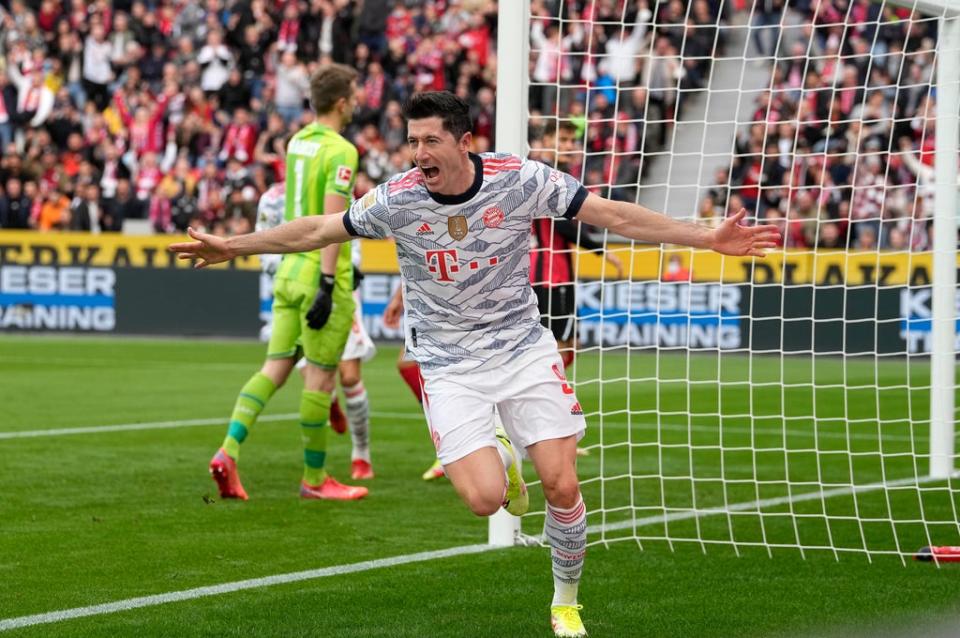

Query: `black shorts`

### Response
(534, 284, 576, 343)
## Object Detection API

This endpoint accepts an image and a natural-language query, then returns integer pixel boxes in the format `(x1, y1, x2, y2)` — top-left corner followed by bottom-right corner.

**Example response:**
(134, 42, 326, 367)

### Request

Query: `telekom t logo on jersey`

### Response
(425, 249, 501, 282)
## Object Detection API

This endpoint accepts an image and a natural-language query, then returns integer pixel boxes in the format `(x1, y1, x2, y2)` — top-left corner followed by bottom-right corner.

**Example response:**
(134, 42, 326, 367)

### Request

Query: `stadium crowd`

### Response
(701, 0, 942, 252)
(0, 0, 942, 254)
(0, 0, 732, 235)
(0, 0, 501, 233)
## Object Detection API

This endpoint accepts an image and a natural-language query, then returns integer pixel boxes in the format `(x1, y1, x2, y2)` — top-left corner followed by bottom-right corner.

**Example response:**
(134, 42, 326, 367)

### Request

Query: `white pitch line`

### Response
(0, 413, 299, 440)
(0, 544, 496, 632)
(584, 474, 945, 535)
(1, 411, 945, 443)
(0, 355, 256, 371)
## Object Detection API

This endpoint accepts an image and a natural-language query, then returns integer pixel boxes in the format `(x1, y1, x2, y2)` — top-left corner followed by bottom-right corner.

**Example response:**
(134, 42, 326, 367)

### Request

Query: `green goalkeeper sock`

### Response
(222, 372, 277, 460)
(301, 390, 331, 485)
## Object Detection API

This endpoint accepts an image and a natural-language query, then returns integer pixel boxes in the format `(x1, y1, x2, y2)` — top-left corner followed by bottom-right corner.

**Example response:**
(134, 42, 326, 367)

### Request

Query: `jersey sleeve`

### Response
(522, 158, 589, 220)
(343, 182, 392, 239)
(324, 142, 359, 199)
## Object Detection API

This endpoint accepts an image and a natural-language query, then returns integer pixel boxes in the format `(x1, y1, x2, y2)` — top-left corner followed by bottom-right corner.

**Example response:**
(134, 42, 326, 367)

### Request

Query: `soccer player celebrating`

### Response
(172, 91, 780, 637)
(207, 63, 368, 502)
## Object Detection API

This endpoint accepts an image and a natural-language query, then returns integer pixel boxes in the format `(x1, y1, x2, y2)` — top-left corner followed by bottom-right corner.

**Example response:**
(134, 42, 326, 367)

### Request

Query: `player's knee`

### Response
(465, 494, 502, 517)
(543, 475, 580, 510)
(260, 359, 291, 387)
(459, 486, 503, 517)
(303, 365, 336, 393)
(340, 371, 361, 387)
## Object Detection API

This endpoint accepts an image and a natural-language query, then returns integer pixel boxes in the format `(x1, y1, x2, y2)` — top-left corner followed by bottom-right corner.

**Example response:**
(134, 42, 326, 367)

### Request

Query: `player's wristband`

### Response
(320, 274, 336, 294)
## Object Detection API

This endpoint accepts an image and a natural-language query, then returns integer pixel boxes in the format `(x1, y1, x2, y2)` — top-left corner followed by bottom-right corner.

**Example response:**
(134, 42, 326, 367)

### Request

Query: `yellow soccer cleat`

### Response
(551, 605, 587, 637)
(495, 428, 528, 516)
(421, 458, 445, 481)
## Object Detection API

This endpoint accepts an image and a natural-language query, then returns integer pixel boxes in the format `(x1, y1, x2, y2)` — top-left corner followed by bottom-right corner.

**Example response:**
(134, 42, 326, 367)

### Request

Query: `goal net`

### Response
(507, 0, 960, 561)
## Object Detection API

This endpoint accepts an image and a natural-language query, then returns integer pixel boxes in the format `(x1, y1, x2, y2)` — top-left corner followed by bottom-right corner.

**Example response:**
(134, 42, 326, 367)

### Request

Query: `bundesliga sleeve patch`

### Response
(335, 165, 353, 188)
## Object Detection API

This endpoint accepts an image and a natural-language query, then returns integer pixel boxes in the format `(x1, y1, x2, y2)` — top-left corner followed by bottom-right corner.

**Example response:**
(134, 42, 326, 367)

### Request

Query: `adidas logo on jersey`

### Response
(417, 223, 434, 236)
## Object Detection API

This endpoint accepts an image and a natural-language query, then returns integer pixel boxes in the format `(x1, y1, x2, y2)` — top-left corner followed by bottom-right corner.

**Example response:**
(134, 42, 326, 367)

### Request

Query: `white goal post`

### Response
(492, 0, 960, 559)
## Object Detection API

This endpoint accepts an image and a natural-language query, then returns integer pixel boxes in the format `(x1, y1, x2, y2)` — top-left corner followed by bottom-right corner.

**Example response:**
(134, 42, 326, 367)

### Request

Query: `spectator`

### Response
(69, 183, 103, 232)
(0, 177, 31, 229)
(275, 51, 309, 125)
(102, 178, 142, 230)
(196, 30, 233, 93)
(219, 107, 258, 165)
(219, 69, 252, 115)
(8, 63, 54, 129)
(34, 183, 70, 231)
(82, 23, 113, 110)
(0, 73, 16, 148)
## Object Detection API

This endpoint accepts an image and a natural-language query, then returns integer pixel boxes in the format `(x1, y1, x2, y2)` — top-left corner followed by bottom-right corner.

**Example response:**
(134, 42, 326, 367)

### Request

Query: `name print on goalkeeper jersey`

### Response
(345, 152, 587, 374)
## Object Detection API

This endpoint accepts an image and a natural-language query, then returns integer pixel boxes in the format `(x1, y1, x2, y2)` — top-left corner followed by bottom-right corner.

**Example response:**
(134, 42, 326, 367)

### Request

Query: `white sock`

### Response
(545, 495, 587, 606)
(343, 382, 370, 462)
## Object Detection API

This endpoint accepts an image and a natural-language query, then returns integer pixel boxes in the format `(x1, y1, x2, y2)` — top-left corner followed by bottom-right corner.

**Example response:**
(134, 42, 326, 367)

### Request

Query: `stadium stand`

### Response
(703, 0, 940, 251)
(0, 0, 498, 233)
(0, 0, 938, 255)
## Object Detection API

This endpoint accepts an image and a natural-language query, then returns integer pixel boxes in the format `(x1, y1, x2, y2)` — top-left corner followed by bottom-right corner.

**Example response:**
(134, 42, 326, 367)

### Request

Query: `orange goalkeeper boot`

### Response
(300, 475, 368, 500)
(209, 448, 248, 500)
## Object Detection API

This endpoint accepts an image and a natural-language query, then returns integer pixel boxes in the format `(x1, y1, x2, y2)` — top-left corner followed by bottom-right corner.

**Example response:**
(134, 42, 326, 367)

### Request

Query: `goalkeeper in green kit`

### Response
(209, 63, 368, 501)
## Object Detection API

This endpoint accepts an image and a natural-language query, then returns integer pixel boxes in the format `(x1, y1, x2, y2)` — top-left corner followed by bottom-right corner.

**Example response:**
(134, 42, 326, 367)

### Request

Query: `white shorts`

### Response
(421, 331, 586, 465)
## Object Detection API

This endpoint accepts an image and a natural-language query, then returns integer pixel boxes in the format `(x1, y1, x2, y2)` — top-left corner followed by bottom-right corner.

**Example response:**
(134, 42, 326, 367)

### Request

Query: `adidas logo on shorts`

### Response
(416, 223, 434, 236)
(570, 402, 583, 416)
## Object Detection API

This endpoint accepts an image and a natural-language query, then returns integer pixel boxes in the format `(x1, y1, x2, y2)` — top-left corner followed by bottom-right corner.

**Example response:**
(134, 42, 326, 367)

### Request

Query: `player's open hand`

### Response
(710, 209, 781, 258)
(168, 227, 235, 268)
(383, 290, 404, 330)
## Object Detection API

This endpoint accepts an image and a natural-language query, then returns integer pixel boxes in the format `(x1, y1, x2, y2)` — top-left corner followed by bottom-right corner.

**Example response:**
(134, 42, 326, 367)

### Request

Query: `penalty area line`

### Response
(0, 543, 497, 632)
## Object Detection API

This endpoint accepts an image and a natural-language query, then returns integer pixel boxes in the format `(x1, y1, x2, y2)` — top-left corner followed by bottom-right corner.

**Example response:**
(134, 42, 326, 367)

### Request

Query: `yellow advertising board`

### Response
(0, 230, 947, 286)
(0, 230, 261, 270)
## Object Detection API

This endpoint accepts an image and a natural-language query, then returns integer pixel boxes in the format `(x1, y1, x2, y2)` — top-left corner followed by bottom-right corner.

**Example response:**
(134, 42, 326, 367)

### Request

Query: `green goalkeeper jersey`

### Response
(275, 122, 358, 287)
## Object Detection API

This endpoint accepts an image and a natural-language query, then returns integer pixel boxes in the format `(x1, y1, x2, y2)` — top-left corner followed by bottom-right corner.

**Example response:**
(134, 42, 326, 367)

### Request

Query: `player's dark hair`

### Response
(310, 63, 358, 115)
(402, 91, 473, 141)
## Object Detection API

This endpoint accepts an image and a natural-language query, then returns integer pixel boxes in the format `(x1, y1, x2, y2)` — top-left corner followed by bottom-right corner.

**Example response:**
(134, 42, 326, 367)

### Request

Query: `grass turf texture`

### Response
(1, 334, 959, 637)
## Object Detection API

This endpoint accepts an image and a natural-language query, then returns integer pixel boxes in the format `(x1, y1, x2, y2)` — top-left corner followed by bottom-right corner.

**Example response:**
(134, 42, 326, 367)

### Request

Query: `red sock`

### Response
(398, 362, 424, 404)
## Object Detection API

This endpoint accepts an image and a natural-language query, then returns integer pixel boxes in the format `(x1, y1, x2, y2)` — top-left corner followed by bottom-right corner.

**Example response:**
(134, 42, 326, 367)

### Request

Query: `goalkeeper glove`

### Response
(306, 274, 336, 329)
(352, 265, 364, 291)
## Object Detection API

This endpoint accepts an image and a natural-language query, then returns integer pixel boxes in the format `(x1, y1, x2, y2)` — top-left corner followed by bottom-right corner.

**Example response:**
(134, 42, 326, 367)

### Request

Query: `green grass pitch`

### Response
(1, 334, 959, 637)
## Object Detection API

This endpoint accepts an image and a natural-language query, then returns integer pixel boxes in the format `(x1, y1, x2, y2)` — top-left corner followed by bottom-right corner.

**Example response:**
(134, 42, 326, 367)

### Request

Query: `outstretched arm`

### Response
(169, 212, 352, 268)
(575, 193, 780, 257)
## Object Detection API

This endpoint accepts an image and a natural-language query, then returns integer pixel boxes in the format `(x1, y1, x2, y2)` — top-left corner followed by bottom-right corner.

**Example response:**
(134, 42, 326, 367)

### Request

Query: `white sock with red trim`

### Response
(545, 495, 587, 606)
(343, 382, 370, 462)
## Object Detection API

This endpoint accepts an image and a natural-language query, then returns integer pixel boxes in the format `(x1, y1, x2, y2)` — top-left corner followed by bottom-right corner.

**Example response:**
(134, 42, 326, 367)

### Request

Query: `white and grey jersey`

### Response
(344, 152, 587, 374)
(256, 183, 285, 274)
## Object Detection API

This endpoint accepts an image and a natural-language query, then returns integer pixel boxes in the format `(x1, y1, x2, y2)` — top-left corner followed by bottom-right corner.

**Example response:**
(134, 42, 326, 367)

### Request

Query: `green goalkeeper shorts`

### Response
(268, 277, 355, 369)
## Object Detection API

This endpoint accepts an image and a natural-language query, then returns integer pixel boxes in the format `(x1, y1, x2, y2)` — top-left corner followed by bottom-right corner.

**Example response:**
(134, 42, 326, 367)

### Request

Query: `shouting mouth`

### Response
(421, 165, 440, 181)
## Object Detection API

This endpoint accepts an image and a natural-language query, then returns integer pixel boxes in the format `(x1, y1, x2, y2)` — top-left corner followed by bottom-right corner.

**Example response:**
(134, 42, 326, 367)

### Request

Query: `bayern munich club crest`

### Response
(483, 206, 504, 228)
